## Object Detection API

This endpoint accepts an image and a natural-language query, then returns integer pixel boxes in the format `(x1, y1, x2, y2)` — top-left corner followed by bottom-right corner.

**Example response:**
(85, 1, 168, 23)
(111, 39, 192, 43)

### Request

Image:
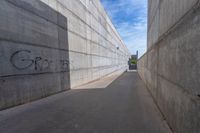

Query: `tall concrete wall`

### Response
(40, 0, 130, 88)
(0, 0, 130, 110)
(138, 0, 200, 133)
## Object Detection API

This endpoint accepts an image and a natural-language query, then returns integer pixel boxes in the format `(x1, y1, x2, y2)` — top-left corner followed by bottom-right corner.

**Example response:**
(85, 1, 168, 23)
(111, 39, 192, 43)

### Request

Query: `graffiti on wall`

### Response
(10, 50, 70, 72)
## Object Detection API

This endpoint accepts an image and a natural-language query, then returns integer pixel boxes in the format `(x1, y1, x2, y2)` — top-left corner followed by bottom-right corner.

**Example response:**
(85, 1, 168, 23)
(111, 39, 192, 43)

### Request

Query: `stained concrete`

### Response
(138, 0, 200, 133)
(0, 72, 171, 133)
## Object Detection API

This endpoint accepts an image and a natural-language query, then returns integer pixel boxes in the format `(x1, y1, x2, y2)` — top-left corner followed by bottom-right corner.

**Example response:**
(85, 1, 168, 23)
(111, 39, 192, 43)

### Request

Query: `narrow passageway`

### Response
(0, 72, 171, 133)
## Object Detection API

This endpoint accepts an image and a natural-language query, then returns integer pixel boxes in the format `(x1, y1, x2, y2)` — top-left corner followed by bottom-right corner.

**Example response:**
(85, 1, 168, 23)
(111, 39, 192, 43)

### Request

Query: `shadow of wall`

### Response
(0, 0, 70, 110)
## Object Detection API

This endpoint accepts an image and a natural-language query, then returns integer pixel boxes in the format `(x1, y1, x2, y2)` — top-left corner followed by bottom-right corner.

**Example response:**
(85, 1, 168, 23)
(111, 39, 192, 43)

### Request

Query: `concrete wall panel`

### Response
(158, 9, 200, 95)
(0, 0, 59, 49)
(138, 0, 200, 132)
(148, 10, 159, 48)
(157, 76, 200, 133)
(148, 0, 159, 28)
(159, 0, 198, 37)
(0, 41, 70, 76)
(0, 0, 70, 110)
(0, 0, 130, 109)
(0, 72, 70, 110)
(68, 32, 87, 53)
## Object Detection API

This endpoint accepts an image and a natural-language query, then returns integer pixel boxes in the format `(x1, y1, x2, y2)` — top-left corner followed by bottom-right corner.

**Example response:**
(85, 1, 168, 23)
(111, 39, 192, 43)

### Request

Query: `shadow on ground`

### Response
(0, 72, 172, 133)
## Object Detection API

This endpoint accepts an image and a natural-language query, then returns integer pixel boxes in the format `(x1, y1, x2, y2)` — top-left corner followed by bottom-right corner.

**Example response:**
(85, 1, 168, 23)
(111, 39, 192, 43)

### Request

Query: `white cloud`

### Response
(101, 0, 147, 57)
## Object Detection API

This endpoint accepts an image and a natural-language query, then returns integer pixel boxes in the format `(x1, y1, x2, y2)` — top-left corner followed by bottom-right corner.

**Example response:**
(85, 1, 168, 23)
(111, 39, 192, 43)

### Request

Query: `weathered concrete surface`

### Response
(0, 0, 70, 110)
(40, 0, 130, 88)
(138, 0, 200, 133)
(0, 0, 130, 110)
(0, 72, 171, 133)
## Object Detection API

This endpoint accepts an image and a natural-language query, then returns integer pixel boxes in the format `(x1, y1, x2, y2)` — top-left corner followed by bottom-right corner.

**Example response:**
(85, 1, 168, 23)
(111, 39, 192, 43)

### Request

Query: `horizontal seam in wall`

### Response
(147, 0, 200, 52)
(75, 0, 126, 48)
(71, 0, 121, 45)
(68, 29, 125, 56)
(0, 70, 70, 78)
(139, 66, 200, 101)
(139, 2, 200, 61)
(157, 73, 200, 102)
(0, 65, 127, 78)
(93, 2, 127, 48)
(6, 0, 68, 31)
(6, 0, 128, 56)
(71, 64, 126, 71)
(137, 68, 200, 101)
(57, 1, 128, 53)
(6, 0, 126, 55)
(0, 38, 124, 60)
(55, 1, 127, 54)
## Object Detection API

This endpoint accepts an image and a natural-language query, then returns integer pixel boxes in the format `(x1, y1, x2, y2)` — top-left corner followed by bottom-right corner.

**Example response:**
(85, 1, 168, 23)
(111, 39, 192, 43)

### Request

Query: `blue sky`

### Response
(100, 0, 147, 57)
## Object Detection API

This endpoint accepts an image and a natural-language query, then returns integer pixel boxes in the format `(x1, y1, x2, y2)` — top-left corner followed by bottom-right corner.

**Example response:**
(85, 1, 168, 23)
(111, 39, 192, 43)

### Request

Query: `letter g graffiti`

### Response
(10, 50, 34, 70)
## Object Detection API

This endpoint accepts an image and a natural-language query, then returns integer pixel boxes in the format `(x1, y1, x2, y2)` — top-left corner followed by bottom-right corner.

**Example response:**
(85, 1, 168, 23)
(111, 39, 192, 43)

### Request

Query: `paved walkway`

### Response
(0, 72, 172, 133)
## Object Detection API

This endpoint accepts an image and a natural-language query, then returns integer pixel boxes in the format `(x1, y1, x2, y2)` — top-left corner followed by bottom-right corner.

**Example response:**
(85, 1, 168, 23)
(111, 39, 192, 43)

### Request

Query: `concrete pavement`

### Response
(0, 72, 172, 133)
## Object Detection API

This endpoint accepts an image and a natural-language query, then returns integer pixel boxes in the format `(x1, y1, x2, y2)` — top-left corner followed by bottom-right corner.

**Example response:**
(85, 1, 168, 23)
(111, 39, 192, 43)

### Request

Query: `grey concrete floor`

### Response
(0, 72, 172, 133)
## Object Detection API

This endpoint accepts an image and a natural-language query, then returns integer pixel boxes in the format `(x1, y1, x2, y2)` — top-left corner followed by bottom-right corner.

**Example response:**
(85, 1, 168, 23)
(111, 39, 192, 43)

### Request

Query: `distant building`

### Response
(131, 51, 138, 60)
(128, 51, 138, 70)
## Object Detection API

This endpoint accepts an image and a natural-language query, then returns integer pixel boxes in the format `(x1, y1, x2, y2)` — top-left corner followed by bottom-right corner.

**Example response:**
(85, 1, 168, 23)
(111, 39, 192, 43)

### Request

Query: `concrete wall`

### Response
(0, 0, 130, 110)
(138, 0, 200, 133)
(40, 0, 130, 88)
